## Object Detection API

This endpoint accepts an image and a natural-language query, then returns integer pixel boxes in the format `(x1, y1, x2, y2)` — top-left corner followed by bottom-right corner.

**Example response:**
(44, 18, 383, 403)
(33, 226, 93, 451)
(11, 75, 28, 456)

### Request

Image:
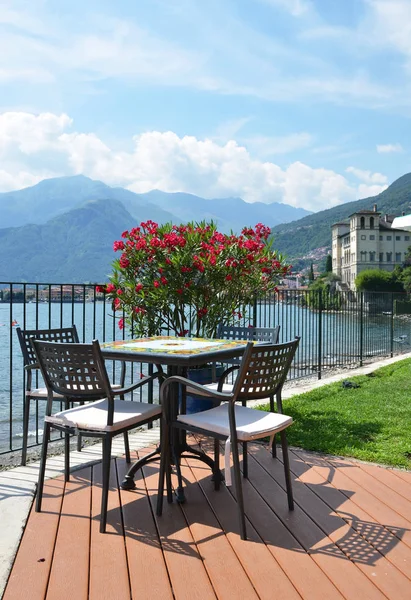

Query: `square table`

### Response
(101, 335, 251, 496)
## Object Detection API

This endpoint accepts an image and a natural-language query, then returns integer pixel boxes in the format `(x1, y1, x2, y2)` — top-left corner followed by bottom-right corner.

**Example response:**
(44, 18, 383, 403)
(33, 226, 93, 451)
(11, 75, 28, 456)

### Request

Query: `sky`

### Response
(1, 0, 411, 212)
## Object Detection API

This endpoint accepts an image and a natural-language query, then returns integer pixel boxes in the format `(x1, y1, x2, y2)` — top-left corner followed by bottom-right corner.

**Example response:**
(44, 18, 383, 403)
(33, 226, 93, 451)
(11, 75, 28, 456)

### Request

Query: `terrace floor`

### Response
(4, 437, 411, 600)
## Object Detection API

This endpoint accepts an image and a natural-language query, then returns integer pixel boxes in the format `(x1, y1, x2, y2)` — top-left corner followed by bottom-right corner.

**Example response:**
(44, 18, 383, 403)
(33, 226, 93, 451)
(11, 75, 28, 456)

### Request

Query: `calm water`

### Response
(1, 300, 410, 453)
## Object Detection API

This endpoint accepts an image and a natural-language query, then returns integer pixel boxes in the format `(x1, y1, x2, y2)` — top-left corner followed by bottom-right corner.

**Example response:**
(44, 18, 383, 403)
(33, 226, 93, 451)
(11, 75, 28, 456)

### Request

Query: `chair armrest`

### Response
(161, 375, 233, 404)
(216, 364, 240, 390)
(111, 368, 165, 397)
(24, 363, 39, 371)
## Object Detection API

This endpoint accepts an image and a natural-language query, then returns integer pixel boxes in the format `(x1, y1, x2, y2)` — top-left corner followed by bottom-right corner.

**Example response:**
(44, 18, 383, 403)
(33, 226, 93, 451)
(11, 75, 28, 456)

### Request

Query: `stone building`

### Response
(331, 205, 411, 290)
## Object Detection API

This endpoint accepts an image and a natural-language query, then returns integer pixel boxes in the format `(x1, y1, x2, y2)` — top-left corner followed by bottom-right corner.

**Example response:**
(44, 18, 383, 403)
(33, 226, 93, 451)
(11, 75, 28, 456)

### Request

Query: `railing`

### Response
(1, 282, 410, 457)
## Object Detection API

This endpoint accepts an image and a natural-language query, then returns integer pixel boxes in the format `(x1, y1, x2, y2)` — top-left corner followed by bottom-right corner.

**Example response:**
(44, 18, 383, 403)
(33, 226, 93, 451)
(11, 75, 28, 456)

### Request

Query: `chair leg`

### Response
(100, 436, 112, 534)
(231, 440, 247, 540)
(64, 431, 70, 482)
(242, 442, 248, 479)
(36, 422, 50, 512)
(124, 432, 131, 463)
(77, 433, 83, 452)
(213, 438, 220, 490)
(21, 396, 31, 466)
(156, 419, 170, 516)
(280, 430, 294, 511)
(271, 434, 277, 458)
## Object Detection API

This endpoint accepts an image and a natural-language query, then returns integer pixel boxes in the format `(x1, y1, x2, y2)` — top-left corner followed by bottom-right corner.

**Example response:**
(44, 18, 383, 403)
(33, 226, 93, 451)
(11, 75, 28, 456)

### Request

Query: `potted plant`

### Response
(98, 220, 290, 410)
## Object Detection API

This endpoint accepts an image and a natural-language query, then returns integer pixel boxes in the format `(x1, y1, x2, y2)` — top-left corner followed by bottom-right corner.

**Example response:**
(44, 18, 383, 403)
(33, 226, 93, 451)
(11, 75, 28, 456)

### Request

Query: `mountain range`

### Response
(0, 175, 310, 282)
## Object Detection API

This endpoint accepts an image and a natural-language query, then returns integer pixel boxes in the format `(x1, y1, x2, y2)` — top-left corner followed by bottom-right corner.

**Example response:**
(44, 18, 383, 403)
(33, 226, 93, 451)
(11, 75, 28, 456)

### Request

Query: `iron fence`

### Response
(1, 282, 410, 457)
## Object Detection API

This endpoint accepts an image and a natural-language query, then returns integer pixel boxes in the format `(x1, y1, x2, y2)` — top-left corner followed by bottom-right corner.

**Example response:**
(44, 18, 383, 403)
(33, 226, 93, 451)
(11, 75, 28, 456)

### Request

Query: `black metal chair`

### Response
(16, 325, 80, 465)
(32, 338, 163, 533)
(157, 337, 300, 540)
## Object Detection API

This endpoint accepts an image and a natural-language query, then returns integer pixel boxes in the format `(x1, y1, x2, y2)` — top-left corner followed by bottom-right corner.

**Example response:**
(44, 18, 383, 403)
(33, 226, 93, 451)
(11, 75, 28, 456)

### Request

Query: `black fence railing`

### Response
(1, 283, 410, 457)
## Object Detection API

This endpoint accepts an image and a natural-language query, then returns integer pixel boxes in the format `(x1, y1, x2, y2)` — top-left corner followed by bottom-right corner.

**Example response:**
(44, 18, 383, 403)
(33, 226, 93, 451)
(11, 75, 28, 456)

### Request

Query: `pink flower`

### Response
(118, 318, 124, 330)
(113, 298, 121, 310)
(153, 280, 160, 288)
(113, 240, 125, 251)
(135, 283, 143, 293)
(119, 255, 130, 268)
(106, 283, 116, 293)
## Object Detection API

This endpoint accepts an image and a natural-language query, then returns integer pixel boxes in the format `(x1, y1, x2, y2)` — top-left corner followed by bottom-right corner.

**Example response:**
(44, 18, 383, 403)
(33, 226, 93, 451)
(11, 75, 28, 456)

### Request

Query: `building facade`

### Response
(332, 205, 411, 290)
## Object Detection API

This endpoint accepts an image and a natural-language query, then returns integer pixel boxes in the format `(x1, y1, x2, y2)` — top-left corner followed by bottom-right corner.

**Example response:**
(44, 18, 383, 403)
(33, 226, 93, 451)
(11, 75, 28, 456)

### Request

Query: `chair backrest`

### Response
(232, 337, 300, 403)
(16, 325, 80, 367)
(31, 338, 112, 406)
(217, 324, 280, 344)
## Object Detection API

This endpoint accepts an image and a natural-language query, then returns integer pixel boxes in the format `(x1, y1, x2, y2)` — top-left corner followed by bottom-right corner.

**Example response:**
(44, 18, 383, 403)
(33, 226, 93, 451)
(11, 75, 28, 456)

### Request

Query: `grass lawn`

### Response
(259, 358, 411, 469)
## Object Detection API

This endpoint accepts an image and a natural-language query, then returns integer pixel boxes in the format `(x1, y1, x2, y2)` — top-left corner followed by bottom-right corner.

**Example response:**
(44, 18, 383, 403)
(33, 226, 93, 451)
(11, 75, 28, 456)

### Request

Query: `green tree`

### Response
(355, 269, 403, 292)
(325, 254, 332, 273)
(308, 263, 315, 281)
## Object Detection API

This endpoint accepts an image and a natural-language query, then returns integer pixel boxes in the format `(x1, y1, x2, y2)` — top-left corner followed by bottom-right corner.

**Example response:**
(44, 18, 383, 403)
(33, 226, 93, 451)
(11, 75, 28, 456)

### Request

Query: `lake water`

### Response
(1, 299, 410, 454)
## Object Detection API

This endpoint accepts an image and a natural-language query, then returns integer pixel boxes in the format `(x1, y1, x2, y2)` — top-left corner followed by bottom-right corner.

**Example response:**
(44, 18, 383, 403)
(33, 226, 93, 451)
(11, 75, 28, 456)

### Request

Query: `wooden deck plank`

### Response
(290, 449, 411, 583)
(178, 459, 260, 600)
(3, 477, 65, 600)
(46, 468, 92, 600)
(138, 447, 217, 600)
(184, 455, 302, 600)
(327, 458, 411, 523)
(5, 444, 411, 600)
(245, 443, 383, 600)
(116, 457, 174, 600)
(254, 445, 410, 600)
(89, 459, 131, 600)
(294, 450, 411, 550)
(354, 462, 411, 500)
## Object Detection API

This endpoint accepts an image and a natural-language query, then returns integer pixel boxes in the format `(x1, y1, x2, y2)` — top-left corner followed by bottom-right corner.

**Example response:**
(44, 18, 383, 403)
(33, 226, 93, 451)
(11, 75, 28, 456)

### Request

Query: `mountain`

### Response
(0, 175, 178, 229)
(0, 175, 311, 232)
(271, 173, 411, 261)
(0, 199, 137, 282)
(139, 190, 310, 232)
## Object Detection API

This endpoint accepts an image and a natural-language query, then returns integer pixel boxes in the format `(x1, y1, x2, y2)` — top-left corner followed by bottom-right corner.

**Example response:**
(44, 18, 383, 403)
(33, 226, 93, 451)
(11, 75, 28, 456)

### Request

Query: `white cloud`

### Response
(376, 143, 403, 153)
(242, 133, 312, 157)
(0, 111, 389, 212)
(345, 166, 388, 185)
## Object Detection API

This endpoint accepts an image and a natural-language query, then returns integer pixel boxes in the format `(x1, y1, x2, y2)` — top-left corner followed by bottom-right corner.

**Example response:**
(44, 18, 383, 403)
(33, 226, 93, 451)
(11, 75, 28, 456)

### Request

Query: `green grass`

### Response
(259, 359, 411, 469)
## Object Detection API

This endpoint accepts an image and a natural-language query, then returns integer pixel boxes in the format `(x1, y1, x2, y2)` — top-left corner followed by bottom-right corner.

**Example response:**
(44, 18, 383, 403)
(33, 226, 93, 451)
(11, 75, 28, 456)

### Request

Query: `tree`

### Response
(308, 263, 315, 282)
(355, 269, 403, 292)
(325, 254, 332, 273)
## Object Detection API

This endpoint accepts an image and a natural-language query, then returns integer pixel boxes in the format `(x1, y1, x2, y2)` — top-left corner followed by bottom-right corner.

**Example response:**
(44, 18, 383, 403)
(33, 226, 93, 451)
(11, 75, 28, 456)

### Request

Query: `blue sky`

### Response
(1, 0, 411, 212)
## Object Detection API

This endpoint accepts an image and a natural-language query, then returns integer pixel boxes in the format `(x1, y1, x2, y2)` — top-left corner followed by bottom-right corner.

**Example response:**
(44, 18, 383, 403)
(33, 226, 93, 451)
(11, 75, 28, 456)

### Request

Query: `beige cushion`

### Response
(27, 383, 121, 400)
(45, 399, 161, 432)
(187, 381, 272, 404)
(177, 403, 292, 442)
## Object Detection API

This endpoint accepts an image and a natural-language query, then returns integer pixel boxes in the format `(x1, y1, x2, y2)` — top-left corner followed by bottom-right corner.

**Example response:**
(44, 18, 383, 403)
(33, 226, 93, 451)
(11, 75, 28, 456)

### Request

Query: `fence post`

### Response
(359, 292, 364, 367)
(252, 297, 257, 327)
(317, 289, 322, 380)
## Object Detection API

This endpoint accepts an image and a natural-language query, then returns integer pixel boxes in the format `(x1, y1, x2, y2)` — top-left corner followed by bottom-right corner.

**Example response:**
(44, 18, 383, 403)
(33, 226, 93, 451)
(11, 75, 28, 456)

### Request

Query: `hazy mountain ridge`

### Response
(0, 175, 311, 282)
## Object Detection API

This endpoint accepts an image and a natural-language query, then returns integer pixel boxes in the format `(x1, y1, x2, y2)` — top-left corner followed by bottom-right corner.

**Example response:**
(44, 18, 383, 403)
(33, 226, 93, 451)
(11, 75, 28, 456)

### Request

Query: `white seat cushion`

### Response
(187, 382, 272, 405)
(45, 399, 161, 432)
(177, 403, 292, 442)
(27, 383, 121, 400)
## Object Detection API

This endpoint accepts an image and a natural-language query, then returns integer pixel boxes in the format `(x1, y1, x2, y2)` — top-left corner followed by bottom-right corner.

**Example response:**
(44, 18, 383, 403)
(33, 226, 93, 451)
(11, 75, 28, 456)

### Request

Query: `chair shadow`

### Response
(38, 441, 409, 569)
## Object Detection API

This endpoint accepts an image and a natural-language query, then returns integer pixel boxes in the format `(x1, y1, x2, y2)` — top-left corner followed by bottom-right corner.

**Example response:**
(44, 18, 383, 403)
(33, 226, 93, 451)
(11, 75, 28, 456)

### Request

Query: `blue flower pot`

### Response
(184, 365, 224, 414)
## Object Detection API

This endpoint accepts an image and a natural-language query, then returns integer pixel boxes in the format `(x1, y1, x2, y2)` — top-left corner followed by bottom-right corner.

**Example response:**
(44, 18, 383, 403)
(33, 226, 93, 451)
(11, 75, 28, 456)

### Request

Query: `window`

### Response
(370, 235, 375, 240)
(396, 236, 401, 241)
(405, 236, 410, 241)
(370, 217, 374, 229)
(379, 253, 384, 262)
(360, 216, 365, 229)
(360, 251, 367, 262)
(387, 235, 392, 241)
(396, 252, 401, 262)
(379, 235, 383, 241)
(370, 252, 375, 262)
(361, 235, 366, 240)
(386, 252, 392, 262)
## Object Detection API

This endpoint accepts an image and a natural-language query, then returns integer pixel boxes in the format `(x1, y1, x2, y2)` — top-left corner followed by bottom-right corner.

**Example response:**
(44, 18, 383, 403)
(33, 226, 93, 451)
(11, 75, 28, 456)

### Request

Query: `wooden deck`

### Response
(4, 439, 411, 600)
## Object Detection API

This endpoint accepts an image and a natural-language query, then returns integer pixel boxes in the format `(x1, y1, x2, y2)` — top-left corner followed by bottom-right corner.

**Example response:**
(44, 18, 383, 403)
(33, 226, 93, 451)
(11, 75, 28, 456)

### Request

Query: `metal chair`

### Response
(217, 324, 280, 345)
(157, 337, 300, 540)
(32, 338, 163, 533)
(16, 325, 80, 465)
